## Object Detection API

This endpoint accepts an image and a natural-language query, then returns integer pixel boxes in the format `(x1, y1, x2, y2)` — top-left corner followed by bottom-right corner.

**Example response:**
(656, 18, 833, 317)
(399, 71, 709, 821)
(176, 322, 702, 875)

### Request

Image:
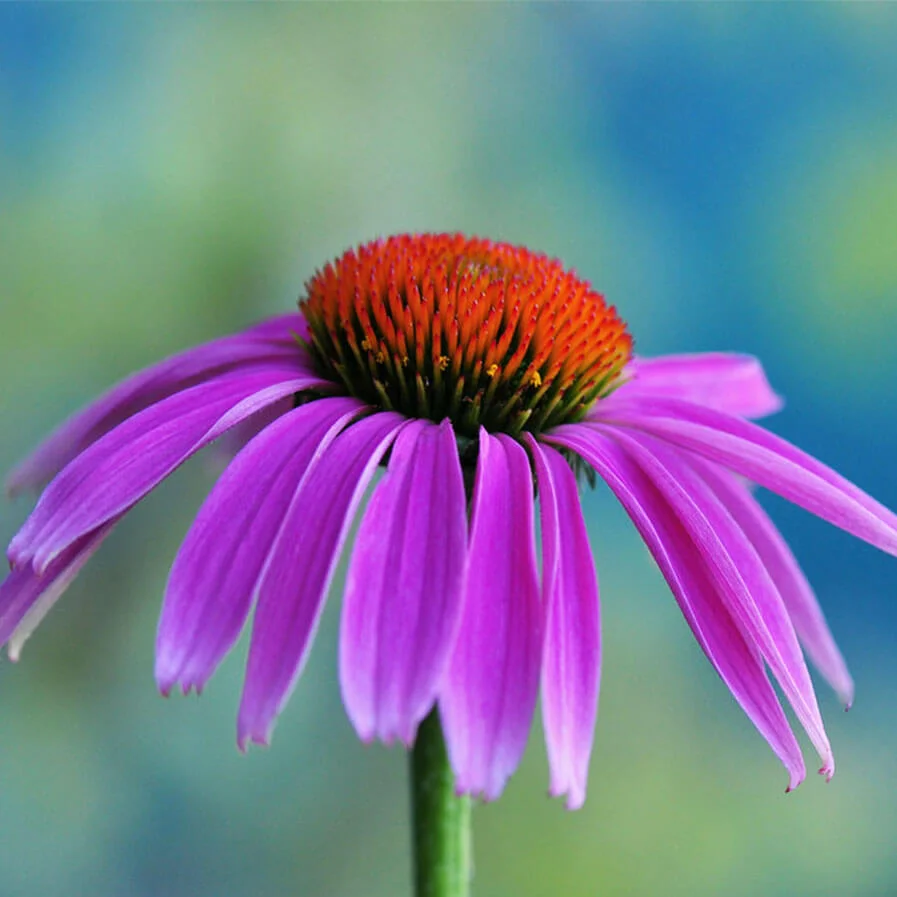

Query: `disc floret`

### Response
(301, 233, 632, 437)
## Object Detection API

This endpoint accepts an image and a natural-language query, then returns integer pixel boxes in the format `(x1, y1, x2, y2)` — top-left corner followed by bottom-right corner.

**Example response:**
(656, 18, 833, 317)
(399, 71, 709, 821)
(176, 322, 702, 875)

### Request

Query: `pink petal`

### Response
(237, 412, 407, 749)
(6, 316, 315, 495)
(526, 436, 600, 811)
(599, 427, 834, 778)
(340, 419, 467, 746)
(547, 424, 806, 790)
(212, 396, 295, 461)
(696, 462, 854, 707)
(440, 431, 542, 801)
(10, 365, 327, 572)
(613, 353, 783, 419)
(1, 523, 114, 659)
(593, 395, 897, 557)
(156, 397, 365, 696)
(244, 313, 310, 343)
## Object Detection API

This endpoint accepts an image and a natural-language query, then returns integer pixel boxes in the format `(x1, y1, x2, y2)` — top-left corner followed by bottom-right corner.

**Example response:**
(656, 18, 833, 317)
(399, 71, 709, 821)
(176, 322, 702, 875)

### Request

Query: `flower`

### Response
(3, 233, 895, 810)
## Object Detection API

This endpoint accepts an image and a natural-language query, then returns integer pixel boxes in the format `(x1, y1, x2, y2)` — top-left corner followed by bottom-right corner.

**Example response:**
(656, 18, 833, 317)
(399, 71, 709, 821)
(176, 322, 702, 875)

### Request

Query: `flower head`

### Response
(301, 233, 631, 436)
(4, 233, 895, 809)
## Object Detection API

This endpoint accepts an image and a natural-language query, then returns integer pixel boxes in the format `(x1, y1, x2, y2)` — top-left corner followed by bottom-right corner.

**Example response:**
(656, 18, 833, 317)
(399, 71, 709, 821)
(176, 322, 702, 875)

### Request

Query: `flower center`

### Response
(300, 233, 632, 437)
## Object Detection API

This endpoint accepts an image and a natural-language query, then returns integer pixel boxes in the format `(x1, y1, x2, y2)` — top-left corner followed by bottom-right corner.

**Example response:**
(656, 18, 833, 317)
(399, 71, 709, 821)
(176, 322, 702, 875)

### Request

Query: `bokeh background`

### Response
(2, 5, 897, 896)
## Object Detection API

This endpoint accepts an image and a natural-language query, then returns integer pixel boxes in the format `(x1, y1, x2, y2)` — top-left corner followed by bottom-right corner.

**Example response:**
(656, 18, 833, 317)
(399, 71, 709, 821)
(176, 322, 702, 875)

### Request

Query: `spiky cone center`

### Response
(300, 233, 632, 438)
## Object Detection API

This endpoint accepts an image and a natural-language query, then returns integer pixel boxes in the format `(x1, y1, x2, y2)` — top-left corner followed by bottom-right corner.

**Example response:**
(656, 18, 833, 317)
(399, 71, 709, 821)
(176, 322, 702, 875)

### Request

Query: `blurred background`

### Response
(2, 5, 897, 896)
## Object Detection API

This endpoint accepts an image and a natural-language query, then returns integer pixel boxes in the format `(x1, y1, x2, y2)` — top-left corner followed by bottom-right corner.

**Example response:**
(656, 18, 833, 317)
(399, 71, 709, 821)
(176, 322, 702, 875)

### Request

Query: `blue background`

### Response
(2, 6, 896, 896)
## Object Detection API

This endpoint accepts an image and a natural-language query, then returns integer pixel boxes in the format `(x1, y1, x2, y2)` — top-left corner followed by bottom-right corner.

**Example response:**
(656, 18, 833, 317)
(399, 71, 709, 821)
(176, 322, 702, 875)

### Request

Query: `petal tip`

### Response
(154, 657, 179, 696)
(237, 731, 271, 754)
(785, 766, 807, 793)
(549, 783, 586, 812)
(7, 543, 28, 569)
(237, 714, 273, 753)
(155, 667, 176, 697)
(31, 549, 57, 578)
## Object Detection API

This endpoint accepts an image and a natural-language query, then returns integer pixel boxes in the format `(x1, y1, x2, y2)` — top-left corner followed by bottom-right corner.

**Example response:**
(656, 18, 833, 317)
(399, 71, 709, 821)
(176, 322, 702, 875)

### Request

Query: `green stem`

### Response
(409, 707, 472, 897)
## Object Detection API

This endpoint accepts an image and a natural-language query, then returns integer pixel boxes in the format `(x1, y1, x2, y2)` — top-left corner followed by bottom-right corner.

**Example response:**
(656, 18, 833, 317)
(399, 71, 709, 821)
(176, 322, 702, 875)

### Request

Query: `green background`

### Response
(2, 6, 896, 896)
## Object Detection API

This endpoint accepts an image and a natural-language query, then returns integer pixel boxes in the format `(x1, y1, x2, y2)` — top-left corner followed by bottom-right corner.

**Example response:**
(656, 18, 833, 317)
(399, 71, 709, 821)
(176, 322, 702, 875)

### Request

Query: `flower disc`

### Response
(301, 233, 632, 437)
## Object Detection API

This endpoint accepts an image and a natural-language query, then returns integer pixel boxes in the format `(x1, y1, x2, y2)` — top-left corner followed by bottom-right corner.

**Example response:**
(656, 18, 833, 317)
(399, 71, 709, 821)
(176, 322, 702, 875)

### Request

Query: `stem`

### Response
(409, 707, 472, 897)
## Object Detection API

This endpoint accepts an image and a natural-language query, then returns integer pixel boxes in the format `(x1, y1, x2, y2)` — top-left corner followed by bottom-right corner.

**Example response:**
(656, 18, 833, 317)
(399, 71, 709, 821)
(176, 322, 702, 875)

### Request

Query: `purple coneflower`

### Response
(3, 233, 893, 811)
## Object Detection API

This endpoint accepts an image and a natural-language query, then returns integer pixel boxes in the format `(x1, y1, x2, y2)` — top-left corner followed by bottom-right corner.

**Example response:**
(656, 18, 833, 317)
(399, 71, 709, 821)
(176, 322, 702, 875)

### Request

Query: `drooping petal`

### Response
(593, 395, 897, 557)
(237, 411, 407, 748)
(598, 427, 834, 778)
(212, 396, 295, 461)
(526, 436, 600, 811)
(244, 313, 309, 343)
(440, 431, 543, 801)
(0, 522, 114, 658)
(10, 366, 328, 573)
(156, 396, 365, 696)
(6, 316, 315, 495)
(614, 353, 783, 419)
(696, 462, 854, 707)
(547, 424, 806, 790)
(340, 419, 467, 746)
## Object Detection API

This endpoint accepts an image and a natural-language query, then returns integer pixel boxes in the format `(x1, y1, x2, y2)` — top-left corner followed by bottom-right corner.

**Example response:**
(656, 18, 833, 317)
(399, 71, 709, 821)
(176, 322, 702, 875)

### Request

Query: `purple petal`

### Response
(7, 316, 317, 495)
(10, 365, 327, 573)
(440, 431, 542, 801)
(212, 396, 294, 461)
(547, 424, 806, 790)
(1, 523, 114, 659)
(244, 313, 310, 343)
(597, 427, 834, 778)
(156, 396, 365, 696)
(526, 436, 600, 811)
(696, 462, 854, 707)
(237, 411, 407, 749)
(592, 395, 897, 558)
(613, 353, 783, 419)
(340, 419, 467, 746)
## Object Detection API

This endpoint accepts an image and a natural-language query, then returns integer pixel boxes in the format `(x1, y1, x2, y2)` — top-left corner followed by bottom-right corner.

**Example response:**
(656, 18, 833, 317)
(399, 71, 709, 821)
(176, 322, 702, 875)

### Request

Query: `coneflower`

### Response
(4, 233, 892, 894)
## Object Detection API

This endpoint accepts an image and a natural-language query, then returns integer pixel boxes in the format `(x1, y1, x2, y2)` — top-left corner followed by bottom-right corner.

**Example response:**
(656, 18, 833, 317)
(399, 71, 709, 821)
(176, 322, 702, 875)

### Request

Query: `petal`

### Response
(10, 365, 327, 572)
(696, 462, 854, 707)
(592, 395, 897, 557)
(156, 396, 365, 695)
(440, 431, 542, 801)
(244, 312, 310, 343)
(237, 411, 407, 748)
(598, 427, 834, 778)
(0, 523, 114, 659)
(526, 436, 600, 811)
(613, 353, 783, 419)
(6, 316, 315, 495)
(340, 419, 467, 746)
(547, 424, 806, 790)
(212, 396, 295, 461)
